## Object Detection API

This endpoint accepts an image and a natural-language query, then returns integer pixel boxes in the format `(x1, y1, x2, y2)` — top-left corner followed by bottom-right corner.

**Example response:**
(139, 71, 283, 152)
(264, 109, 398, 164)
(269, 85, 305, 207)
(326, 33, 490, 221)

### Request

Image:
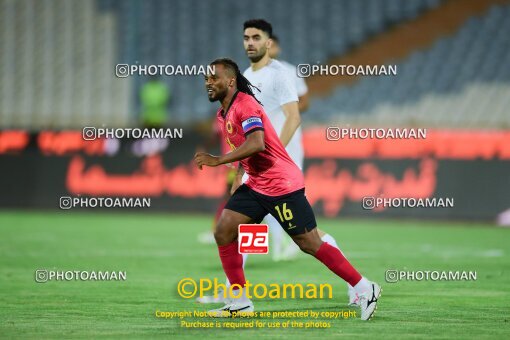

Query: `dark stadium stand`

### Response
(98, 0, 443, 122)
(309, 4, 510, 127)
(2, 0, 508, 128)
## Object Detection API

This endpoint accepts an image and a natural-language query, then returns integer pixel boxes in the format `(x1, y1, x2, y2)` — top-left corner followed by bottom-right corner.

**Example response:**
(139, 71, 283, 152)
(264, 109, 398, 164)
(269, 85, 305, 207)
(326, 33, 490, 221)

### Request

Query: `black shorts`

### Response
(224, 184, 317, 236)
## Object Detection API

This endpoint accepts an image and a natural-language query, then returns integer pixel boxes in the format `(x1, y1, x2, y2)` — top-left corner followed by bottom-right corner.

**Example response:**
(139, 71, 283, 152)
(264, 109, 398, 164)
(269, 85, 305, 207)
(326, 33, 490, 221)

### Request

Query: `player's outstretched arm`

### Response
(194, 130, 265, 170)
(279, 101, 301, 147)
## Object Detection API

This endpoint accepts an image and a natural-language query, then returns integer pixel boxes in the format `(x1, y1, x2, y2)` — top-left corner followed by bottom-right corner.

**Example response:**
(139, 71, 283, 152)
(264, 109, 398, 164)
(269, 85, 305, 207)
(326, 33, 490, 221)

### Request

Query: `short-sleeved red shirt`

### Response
(216, 91, 304, 196)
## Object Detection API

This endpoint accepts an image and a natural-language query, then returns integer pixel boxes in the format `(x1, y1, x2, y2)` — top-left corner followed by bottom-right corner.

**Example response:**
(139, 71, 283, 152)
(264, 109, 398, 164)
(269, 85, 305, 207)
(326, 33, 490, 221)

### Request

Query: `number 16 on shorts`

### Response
(238, 224, 269, 254)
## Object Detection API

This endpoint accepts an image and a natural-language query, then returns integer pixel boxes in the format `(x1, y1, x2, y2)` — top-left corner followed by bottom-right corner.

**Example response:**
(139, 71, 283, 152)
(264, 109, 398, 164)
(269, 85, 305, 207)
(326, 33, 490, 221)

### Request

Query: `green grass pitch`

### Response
(0, 211, 509, 339)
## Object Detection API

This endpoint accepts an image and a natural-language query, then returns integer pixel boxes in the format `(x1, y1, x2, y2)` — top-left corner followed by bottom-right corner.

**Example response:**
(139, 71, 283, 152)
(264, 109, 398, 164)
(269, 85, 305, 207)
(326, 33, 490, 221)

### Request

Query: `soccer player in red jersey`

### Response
(195, 58, 381, 320)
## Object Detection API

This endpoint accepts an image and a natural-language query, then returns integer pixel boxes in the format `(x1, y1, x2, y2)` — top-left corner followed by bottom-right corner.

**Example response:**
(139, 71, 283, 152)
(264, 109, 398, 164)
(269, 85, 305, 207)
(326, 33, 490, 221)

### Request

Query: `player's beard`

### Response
(247, 46, 266, 63)
(208, 88, 226, 103)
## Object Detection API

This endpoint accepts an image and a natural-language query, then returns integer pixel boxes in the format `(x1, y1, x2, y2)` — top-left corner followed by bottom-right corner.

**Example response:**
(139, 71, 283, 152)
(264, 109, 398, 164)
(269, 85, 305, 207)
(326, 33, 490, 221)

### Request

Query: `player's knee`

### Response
(292, 229, 322, 256)
(292, 239, 313, 255)
(293, 236, 322, 256)
(214, 216, 236, 245)
(298, 243, 314, 255)
(213, 228, 226, 244)
(213, 223, 230, 245)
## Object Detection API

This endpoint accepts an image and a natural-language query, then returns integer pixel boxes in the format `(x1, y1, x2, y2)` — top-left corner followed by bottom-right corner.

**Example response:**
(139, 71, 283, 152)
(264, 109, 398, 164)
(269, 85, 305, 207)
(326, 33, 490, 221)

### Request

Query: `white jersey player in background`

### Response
(242, 20, 359, 306)
(268, 34, 309, 113)
(263, 33, 308, 261)
(264, 37, 361, 303)
(242, 41, 304, 262)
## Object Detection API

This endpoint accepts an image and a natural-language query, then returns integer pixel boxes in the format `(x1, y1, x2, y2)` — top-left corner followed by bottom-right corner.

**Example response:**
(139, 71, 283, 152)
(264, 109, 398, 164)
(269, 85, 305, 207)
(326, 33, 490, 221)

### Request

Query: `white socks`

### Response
(321, 233, 339, 249)
(353, 277, 372, 295)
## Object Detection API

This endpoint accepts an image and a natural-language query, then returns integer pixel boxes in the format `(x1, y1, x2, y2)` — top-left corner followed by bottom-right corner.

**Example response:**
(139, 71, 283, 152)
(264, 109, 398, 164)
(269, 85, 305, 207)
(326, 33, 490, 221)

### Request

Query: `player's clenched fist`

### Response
(194, 152, 220, 169)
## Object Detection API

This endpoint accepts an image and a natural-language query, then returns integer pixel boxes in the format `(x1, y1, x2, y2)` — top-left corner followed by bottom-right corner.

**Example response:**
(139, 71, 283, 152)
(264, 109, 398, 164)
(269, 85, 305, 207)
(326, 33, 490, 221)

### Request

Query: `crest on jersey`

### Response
(226, 120, 233, 134)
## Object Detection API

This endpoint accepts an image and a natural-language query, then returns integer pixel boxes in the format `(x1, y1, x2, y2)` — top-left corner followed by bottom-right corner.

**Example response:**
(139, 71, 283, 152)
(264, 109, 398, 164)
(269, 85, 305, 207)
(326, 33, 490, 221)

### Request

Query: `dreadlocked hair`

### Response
(210, 58, 262, 105)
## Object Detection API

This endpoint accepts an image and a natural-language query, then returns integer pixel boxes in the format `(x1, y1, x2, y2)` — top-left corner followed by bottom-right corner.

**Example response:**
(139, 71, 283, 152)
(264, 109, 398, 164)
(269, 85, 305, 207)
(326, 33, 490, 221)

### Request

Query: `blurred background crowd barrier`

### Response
(1, 130, 509, 220)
